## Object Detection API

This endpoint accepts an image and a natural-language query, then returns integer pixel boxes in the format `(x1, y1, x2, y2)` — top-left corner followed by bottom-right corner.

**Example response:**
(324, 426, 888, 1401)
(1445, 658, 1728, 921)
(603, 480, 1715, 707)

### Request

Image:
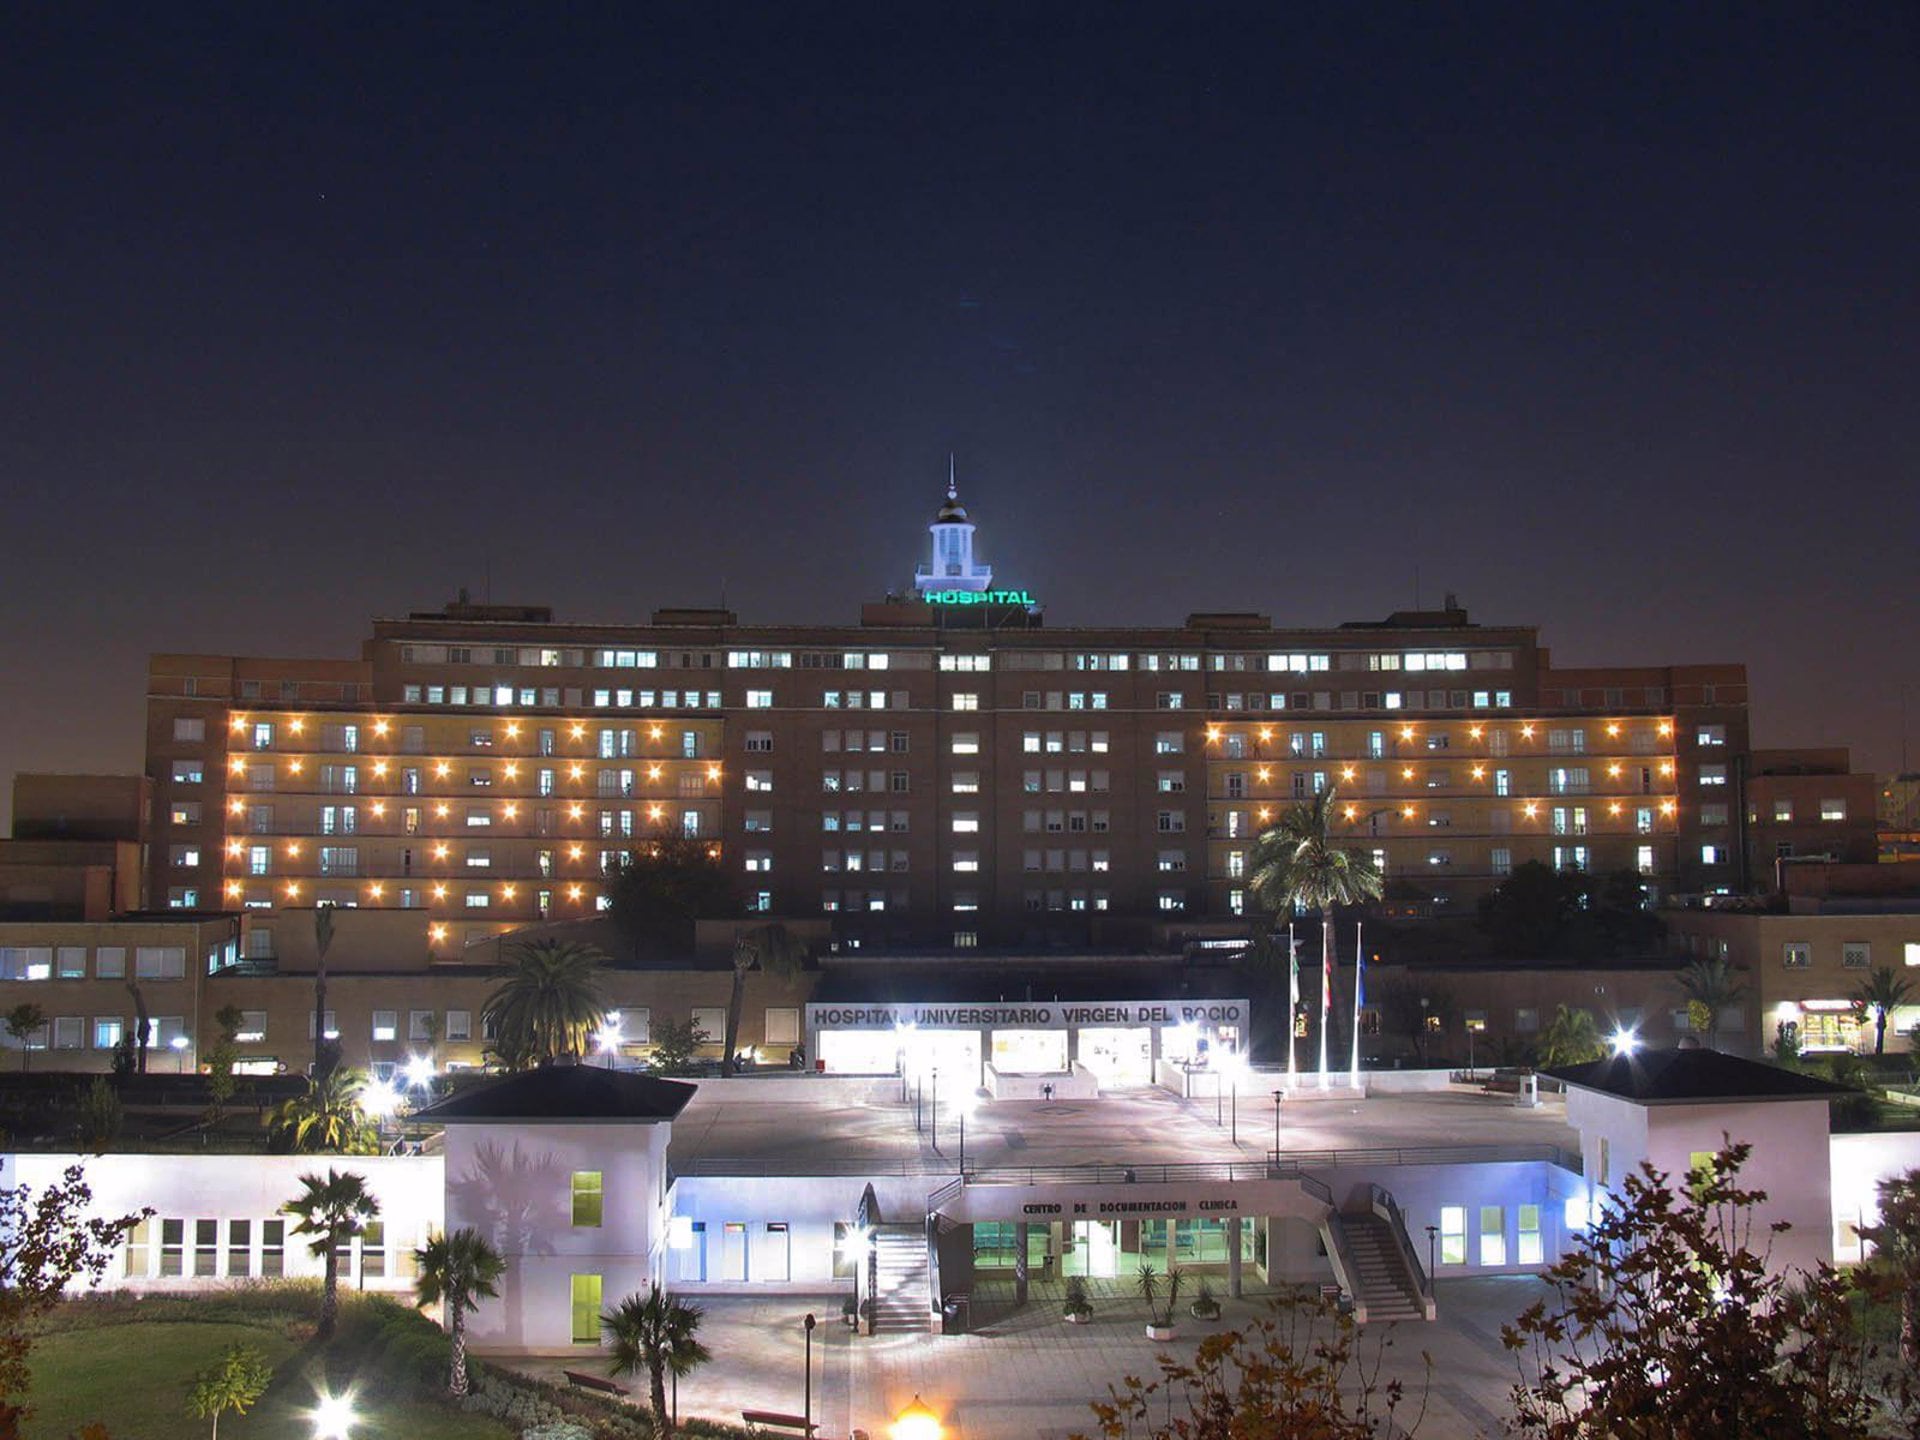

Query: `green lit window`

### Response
(1439, 1206, 1466, 1266)
(571, 1171, 604, 1228)
(1479, 1206, 1506, 1266)
(1517, 1204, 1542, 1265)
(570, 1273, 602, 1344)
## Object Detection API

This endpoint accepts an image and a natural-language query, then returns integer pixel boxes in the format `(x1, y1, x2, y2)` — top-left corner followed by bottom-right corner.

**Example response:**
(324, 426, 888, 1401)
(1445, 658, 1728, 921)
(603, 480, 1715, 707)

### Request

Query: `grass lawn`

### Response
(26, 1319, 512, 1440)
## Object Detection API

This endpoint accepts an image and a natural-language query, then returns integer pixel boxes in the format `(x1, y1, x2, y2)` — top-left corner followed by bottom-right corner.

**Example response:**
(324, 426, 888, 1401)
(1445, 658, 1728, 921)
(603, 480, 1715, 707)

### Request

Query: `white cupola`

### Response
(913, 458, 993, 595)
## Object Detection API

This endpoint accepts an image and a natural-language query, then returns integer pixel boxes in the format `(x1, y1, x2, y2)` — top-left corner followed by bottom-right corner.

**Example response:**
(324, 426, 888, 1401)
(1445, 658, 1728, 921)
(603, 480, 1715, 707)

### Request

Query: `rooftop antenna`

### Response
(948, 451, 957, 502)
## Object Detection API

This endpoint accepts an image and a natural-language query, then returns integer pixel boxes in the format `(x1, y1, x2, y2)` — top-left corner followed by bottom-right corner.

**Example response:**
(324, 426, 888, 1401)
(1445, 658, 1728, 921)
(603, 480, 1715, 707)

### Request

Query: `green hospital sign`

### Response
(921, 589, 1037, 606)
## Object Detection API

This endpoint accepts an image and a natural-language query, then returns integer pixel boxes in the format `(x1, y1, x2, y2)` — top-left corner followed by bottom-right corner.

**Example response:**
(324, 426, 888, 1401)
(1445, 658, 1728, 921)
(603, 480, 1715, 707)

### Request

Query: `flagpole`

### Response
(1350, 919, 1363, 1090)
(1286, 921, 1298, 1089)
(1318, 912, 1330, 1090)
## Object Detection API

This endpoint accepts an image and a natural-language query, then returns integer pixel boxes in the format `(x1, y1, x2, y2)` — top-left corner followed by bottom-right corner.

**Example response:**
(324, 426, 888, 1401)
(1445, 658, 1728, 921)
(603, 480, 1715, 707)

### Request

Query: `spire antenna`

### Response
(947, 452, 957, 503)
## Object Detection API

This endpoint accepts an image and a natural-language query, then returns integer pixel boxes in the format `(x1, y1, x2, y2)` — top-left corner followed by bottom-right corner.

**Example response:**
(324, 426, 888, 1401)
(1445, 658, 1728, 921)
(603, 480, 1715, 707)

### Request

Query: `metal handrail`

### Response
(1321, 1210, 1367, 1325)
(1368, 1182, 1434, 1306)
(1267, 1142, 1575, 1171)
(961, 1160, 1276, 1186)
(672, 1156, 956, 1177)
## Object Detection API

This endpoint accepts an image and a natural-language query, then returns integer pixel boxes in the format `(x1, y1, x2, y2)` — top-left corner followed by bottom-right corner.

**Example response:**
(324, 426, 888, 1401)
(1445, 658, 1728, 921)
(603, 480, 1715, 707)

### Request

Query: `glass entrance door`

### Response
(1063, 1220, 1121, 1277)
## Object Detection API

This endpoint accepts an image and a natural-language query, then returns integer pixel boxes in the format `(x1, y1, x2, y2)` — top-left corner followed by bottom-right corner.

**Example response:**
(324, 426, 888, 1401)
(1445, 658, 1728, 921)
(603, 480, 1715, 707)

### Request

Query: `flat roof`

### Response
(1545, 1048, 1853, 1106)
(418, 1064, 697, 1123)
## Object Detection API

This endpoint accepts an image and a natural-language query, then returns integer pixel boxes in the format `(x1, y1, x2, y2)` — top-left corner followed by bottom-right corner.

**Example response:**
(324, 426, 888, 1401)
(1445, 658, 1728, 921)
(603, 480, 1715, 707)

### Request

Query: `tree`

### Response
(647, 1018, 707, 1076)
(0, 1163, 150, 1415)
(1373, 975, 1456, 1066)
(720, 923, 806, 1076)
(1534, 1004, 1605, 1067)
(602, 1284, 711, 1440)
(1674, 958, 1747, 1050)
(480, 939, 609, 1067)
(312, 907, 337, 1079)
(75, 1077, 123, 1151)
(204, 1004, 246, 1126)
(282, 1169, 380, 1341)
(267, 1070, 376, 1154)
(1505, 1142, 1882, 1439)
(414, 1227, 508, 1397)
(1479, 863, 1664, 960)
(1248, 788, 1384, 1071)
(603, 837, 741, 964)
(1086, 1287, 1427, 1440)
(123, 980, 150, 1075)
(1858, 1167, 1920, 1369)
(3, 1005, 46, 1073)
(185, 1342, 271, 1439)
(1852, 967, 1915, 1057)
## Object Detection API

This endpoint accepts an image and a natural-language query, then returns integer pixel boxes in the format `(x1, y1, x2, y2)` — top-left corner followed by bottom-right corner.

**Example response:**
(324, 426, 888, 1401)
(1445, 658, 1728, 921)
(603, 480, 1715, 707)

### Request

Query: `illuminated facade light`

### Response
(432, 843, 450, 860)
(1341, 766, 1356, 781)
(1256, 767, 1271, 783)
(1257, 807, 1272, 821)
(648, 764, 663, 781)
(706, 764, 722, 782)
(434, 802, 450, 818)
(1608, 802, 1623, 816)
(431, 883, 448, 900)
(1523, 802, 1540, 819)
(503, 762, 519, 778)
(1258, 727, 1273, 743)
(372, 760, 388, 777)
(286, 758, 303, 774)
(567, 803, 584, 820)
(568, 844, 584, 860)
(569, 763, 585, 780)
(429, 923, 448, 941)
(1607, 763, 1622, 777)
(1401, 766, 1414, 779)
(501, 884, 516, 900)
(373, 719, 390, 736)
(1205, 725, 1221, 743)
(1606, 722, 1621, 737)
(1521, 724, 1535, 739)
(1661, 800, 1677, 816)
(288, 718, 305, 734)
(230, 715, 248, 731)
(228, 798, 245, 815)
(567, 884, 584, 901)
(1399, 726, 1415, 741)
(284, 881, 301, 899)
(367, 882, 384, 899)
(648, 805, 665, 821)
(648, 725, 663, 740)
(1660, 761, 1675, 776)
(226, 840, 244, 858)
(1400, 805, 1415, 819)
(229, 756, 246, 774)
(570, 722, 587, 739)
(434, 761, 451, 778)
(1471, 765, 1485, 780)
(286, 841, 302, 857)
(1658, 719, 1673, 736)
(1469, 725, 1483, 740)
(505, 722, 521, 738)
(501, 803, 519, 819)
(225, 881, 244, 898)
(1343, 805, 1357, 820)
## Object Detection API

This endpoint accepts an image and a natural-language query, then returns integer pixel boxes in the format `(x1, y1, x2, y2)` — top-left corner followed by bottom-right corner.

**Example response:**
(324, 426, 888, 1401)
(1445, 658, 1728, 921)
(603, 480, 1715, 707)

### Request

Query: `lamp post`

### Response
(1228, 1055, 1240, 1146)
(1272, 1090, 1283, 1164)
(597, 1011, 623, 1070)
(170, 1034, 190, 1073)
(957, 1094, 978, 1174)
(930, 1066, 940, 1154)
(1425, 1223, 1438, 1279)
(802, 1312, 816, 1437)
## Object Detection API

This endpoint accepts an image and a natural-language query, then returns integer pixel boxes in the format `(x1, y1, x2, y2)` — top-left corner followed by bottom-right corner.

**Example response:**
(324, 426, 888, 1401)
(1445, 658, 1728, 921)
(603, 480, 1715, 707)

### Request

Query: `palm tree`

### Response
(1853, 967, 1916, 1056)
(1248, 788, 1384, 1075)
(313, 906, 336, 1078)
(721, 923, 806, 1076)
(414, 1227, 507, 1397)
(602, 1284, 711, 1440)
(481, 939, 610, 1067)
(268, 1069, 375, 1154)
(4, 1003, 46, 1072)
(282, 1168, 380, 1340)
(1674, 958, 1748, 1051)
(1536, 1004, 1606, 1067)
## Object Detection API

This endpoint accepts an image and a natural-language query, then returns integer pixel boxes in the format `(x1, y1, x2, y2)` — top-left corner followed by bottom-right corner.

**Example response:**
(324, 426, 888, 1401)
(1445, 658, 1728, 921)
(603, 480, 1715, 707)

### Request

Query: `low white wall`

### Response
(986, 1064, 1098, 1100)
(1831, 1130, 1920, 1261)
(3, 1151, 444, 1297)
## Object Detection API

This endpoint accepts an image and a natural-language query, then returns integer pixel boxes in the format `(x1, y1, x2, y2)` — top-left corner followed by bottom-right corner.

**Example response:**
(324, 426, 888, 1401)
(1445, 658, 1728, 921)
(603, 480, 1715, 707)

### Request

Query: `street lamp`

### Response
(310, 1389, 357, 1440)
(597, 1011, 624, 1069)
(1424, 1224, 1438, 1279)
(170, 1034, 190, 1073)
(1272, 1090, 1284, 1164)
(403, 1053, 437, 1090)
(892, 1395, 943, 1440)
(930, 1066, 940, 1154)
(1610, 1025, 1640, 1058)
(802, 1312, 817, 1438)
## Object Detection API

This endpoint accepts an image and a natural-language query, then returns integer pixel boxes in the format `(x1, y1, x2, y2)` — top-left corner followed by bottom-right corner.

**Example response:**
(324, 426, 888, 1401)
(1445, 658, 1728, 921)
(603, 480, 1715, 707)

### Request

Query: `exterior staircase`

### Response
(868, 1226, 932, 1335)
(1340, 1212, 1429, 1322)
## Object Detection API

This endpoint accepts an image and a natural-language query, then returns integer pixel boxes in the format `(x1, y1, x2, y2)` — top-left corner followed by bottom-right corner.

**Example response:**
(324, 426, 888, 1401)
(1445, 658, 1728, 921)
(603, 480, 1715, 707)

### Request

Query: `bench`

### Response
(1480, 1076, 1524, 1095)
(742, 1411, 817, 1435)
(563, 1369, 630, 1397)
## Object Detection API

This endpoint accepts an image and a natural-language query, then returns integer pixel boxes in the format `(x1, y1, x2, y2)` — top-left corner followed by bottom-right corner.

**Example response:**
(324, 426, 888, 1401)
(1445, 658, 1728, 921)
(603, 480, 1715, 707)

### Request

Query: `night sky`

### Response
(4, 5, 1917, 826)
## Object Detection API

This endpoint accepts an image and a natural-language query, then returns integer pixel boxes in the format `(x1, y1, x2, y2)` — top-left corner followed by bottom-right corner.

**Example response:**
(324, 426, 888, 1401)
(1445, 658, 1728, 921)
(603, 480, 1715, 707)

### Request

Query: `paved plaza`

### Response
(512, 1274, 1545, 1440)
(665, 1073, 1582, 1173)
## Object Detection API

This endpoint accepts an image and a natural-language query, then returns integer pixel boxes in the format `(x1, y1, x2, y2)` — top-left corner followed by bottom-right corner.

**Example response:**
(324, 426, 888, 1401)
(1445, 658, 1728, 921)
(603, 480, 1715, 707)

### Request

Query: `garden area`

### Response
(19, 1284, 743, 1440)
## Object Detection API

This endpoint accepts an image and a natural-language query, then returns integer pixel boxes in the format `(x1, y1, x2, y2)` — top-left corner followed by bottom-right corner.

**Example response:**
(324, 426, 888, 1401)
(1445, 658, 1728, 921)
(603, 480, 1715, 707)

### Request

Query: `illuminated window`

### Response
(571, 1274, 603, 1344)
(1479, 1206, 1506, 1265)
(1439, 1206, 1466, 1265)
(571, 1171, 603, 1227)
